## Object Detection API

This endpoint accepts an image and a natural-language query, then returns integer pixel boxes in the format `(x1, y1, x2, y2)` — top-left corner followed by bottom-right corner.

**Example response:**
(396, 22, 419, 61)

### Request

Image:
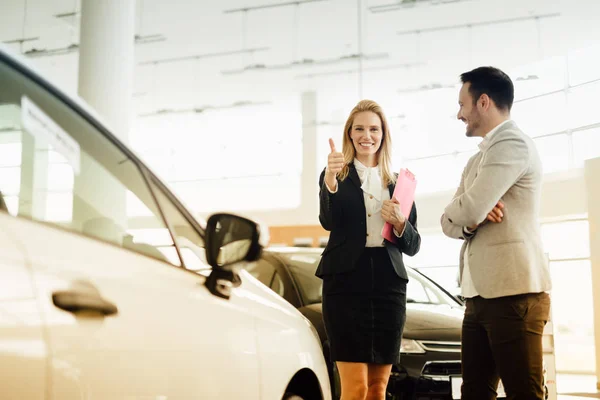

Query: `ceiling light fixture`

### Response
(134, 34, 167, 44)
(24, 44, 79, 57)
(295, 61, 422, 79)
(397, 82, 456, 93)
(222, 52, 389, 75)
(397, 12, 561, 35)
(223, 0, 327, 14)
(139, 47, 270, 66)
(139, 100, 272, 118)
(2, 36, 39, 45)
(0, 126, 20, 133)
(23, 34, 167, 58)
(370, 0, 466, 13)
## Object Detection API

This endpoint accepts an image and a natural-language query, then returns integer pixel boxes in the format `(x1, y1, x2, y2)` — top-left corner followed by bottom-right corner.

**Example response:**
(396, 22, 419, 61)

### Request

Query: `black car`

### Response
(247, 247, 473, 400)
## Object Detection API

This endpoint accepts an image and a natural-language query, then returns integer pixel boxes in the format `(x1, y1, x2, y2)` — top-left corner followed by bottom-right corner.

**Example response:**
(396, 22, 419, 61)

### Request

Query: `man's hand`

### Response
(486, 200, 504, 223)
(467, 200, 505, 231)
(382, 197, 406, 232)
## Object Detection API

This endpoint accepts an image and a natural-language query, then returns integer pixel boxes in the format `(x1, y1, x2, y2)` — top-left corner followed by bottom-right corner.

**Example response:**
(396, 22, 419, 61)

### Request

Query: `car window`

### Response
(144, 176, 208, 270)
(276, 252, 323, 305)
(274, 250, 459, 306)
(271, 272, 285, 297)
(246, 258, 277, 287)
(0, 57, 180, 266)
(406, 269, 458, 306)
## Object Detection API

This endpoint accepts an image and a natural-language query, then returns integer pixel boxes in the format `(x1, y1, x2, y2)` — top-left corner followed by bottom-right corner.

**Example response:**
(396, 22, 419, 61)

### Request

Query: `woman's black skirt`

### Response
(322, 247, 407, 365)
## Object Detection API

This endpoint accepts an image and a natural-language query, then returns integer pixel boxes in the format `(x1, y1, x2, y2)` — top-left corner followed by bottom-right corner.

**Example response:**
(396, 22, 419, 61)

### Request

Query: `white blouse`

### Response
(326, 159, 401, 247)
(353, 159, 389, 247)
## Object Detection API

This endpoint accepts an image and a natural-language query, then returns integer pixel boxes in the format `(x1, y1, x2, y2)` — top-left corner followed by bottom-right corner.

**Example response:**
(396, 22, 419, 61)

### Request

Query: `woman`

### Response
(317, 99, 421, 400)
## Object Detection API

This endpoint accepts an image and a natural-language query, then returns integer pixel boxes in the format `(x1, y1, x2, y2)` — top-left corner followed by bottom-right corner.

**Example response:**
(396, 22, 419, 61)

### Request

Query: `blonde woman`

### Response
(316, 100, 421, 400)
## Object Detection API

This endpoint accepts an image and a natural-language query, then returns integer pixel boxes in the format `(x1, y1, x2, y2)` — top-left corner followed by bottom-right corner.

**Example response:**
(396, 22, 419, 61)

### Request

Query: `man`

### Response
(441, 66, 552, 400)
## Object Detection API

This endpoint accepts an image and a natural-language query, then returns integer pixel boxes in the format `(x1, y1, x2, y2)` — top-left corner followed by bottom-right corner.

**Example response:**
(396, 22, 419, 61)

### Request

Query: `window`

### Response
(131, 106, 303, 213)
(511, 56, 566, 100)
(540, 220, 590, 260)
(281, 252, 323, 305)
(405, 154, 464, 194)
(533, 134, 570, 174)
(568, 81, 600, 128)
(568, 44, 600, 86)
(0, 58, 179, 266)
(406, 268, 459, 306)
(408, 233, 463, 269)
(512, 92, 568, 138)
(549, 260, 595, 373)
(406, 274, 430, 304)
(572, 127, 600, 168)
(271, 272, 285, 297)
(246, 259, 277, 287)
(148, 176, 207, 271)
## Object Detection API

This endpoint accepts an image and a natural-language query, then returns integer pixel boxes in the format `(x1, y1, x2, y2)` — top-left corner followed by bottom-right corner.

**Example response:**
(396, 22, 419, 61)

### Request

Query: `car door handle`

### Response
(52, 280, 118, 316)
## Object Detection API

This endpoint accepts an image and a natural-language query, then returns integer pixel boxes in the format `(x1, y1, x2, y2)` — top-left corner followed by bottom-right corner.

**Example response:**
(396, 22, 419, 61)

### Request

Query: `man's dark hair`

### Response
(460, 66, 514, 112)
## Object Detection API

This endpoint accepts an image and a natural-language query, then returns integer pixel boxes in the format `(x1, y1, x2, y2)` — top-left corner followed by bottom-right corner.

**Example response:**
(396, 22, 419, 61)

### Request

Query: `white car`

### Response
(0, 44, 331, 400)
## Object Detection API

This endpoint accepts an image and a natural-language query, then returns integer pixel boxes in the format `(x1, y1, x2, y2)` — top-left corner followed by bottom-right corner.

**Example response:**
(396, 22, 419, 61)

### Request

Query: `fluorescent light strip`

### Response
(222, 52, 389, 75)
(134, 34, 167, 44)
(295, 62, 422, 79)
(224, 0, 327, 14)
(397, 82, 456, 93)
(397, 12, 561, 35)
(0, 126, 20, 133)
(23, 34, 167, 58)
(139, 46, 270, 66)
(370, 0, 467, 13)
(139, 101, 272, 117)
(54, 11, 78, 19)
(24, 44, 79, 58)
(2, 37, 39, 45)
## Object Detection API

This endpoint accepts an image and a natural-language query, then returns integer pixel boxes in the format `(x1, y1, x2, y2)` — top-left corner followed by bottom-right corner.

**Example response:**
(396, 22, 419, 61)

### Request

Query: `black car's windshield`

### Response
(276, 250, 461, 306)
(277, 252, 324, 305)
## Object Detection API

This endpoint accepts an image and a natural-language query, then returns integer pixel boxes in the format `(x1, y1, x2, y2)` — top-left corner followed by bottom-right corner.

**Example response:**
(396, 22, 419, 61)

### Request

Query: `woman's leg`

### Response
(366, 364, 393, 400)
(337, 362, 369, 400)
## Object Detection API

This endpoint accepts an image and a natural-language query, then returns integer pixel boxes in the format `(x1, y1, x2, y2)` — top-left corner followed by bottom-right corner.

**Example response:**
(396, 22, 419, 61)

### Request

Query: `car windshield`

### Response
(275, 250, 461, 306)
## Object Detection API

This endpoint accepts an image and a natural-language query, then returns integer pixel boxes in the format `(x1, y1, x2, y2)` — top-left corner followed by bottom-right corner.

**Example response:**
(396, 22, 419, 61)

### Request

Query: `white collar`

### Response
(478, 119, 511, 151)
(354, 158, 384, 201)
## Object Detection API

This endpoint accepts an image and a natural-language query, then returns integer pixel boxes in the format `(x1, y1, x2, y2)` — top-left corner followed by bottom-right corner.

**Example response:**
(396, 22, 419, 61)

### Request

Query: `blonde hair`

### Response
(338, 99, 394, 187)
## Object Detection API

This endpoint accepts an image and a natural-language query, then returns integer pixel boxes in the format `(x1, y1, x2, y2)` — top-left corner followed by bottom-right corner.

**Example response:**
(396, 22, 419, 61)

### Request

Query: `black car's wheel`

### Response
(282, 393, 304, 400)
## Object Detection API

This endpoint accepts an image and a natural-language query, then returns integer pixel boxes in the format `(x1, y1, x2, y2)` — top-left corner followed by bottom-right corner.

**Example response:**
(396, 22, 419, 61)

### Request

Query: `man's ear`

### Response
(479, 94, 491, 111)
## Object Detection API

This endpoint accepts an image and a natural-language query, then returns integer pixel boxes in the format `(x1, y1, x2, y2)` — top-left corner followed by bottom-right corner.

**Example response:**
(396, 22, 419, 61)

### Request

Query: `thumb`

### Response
(329, 138, 336, 153)
(391, 197, 400, 204)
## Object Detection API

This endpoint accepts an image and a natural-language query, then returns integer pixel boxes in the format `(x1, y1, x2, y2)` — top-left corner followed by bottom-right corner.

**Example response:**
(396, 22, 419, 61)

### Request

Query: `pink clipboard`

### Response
(382, 168, 417, 243)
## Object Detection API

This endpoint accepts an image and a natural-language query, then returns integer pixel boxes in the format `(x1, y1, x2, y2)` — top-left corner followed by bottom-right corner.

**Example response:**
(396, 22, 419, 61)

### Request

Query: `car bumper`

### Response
(387, 353, 461, 400)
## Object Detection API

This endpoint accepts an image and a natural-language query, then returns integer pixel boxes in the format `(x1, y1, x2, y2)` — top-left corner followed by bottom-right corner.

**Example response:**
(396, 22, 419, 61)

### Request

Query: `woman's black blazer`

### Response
(316, 163, 421, 279)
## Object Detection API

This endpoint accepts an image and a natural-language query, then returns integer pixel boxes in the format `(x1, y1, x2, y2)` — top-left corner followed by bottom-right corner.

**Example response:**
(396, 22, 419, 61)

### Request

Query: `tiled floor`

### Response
(557, 374, 600, 399)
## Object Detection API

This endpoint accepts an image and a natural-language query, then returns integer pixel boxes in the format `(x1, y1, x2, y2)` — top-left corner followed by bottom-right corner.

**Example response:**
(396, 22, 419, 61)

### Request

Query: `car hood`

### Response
(403, 303, 464, 341)
(298, 302, 464, 343)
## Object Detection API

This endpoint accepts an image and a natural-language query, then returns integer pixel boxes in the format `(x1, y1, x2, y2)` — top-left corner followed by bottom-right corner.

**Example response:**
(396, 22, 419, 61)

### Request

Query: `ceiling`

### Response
(1, 0, 599, 119)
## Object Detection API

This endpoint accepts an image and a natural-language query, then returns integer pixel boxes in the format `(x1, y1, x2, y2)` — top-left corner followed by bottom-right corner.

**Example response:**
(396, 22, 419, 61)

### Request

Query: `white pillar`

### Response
(18, 134, 48, 220)
(585, 156, 600, 388)
(301, 91, 318, 228)
(78, 0, 135, 140)
(73, 0, 135, 238)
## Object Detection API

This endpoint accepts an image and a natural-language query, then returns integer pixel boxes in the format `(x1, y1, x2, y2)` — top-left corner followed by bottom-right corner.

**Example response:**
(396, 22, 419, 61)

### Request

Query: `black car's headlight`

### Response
(400, 339, 426, 354)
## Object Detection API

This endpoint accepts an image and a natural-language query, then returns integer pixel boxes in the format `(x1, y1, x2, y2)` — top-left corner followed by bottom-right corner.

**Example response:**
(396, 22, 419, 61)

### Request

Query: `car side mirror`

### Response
(204, 213, 265, 299)
(204, 213, 263, 269)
